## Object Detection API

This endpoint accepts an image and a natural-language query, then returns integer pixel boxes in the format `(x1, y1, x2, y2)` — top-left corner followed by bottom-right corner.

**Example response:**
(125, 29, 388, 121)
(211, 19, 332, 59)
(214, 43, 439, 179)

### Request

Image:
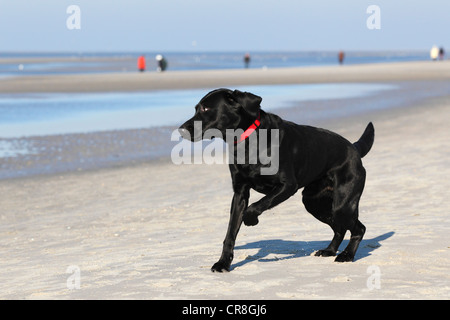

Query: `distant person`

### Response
(244, 53, 251, 68)
(430, 45, 439, 61)
(137, 55, 146, 72)
(338, 51, 345, 65)
(439, 47, 445, 60)
(156, 54, 168, 72)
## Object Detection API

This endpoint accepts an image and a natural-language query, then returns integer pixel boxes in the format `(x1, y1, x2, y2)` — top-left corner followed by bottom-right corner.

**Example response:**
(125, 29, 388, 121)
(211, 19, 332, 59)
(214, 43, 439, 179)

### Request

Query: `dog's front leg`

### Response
(211, 189, 249, 272)
(243, 182, 297, 226)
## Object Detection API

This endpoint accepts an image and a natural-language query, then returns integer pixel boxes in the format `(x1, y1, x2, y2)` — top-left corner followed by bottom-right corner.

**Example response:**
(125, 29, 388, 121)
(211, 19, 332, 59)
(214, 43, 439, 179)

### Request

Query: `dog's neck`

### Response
(235, 112, 261, 144)
(240, 113, 261, 141)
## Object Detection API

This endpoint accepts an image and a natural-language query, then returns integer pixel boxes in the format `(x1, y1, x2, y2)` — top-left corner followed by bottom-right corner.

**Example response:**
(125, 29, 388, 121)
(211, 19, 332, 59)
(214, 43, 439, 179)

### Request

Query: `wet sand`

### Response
(0, 61, 449, 299)
(1, 60, 449, 93)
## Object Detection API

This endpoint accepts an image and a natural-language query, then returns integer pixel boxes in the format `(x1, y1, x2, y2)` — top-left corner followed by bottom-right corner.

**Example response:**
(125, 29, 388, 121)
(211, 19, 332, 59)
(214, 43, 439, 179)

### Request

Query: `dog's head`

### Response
(179, 88, 262, 142)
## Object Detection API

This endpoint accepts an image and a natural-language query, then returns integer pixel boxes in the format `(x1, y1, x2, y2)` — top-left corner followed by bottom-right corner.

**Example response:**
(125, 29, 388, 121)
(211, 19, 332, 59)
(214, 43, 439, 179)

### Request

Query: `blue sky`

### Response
(0, 0, 448, 52)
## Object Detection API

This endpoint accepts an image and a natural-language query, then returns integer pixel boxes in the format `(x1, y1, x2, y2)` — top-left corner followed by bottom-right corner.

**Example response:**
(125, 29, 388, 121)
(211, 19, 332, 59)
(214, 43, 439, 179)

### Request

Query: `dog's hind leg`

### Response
(315, 226, 346, 257)
(302, 177, 345, 257)
(334, 218, 366, 262)
(303, 162, 367, 262)
(330, 164, 367, 262)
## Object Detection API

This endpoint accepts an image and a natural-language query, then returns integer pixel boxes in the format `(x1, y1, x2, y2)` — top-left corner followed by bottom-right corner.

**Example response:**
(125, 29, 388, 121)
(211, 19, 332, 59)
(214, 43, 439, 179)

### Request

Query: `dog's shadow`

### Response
(232, 231, 394, 270)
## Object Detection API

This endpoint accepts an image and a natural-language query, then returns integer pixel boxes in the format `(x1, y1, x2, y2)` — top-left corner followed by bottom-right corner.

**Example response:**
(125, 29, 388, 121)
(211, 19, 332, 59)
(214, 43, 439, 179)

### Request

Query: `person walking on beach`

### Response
(137, 55, 146, 72)
(156, 54, 168, 72)
(338, 51, 345, 65)
(244, 53, 251, 68)
(439, 47, 445, 60)
(430, 45, 439, 61)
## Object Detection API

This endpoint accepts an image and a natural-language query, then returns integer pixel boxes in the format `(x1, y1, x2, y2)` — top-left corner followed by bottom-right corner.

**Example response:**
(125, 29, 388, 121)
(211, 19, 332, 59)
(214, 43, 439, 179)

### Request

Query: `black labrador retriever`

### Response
(179, 88, 374, 272)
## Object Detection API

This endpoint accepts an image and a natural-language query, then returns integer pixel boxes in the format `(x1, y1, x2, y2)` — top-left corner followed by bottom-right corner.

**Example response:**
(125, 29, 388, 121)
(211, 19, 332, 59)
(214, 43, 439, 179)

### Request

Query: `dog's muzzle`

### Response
(178, 127, 192, 140)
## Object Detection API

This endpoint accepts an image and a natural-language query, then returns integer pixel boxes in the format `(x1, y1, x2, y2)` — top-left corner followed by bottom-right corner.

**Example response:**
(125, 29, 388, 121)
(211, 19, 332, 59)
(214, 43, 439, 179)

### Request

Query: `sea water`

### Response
(0, 83, 394, 139)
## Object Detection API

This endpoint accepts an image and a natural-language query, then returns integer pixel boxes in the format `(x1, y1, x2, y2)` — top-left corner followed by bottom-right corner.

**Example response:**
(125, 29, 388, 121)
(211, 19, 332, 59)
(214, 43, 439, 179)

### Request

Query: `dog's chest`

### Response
(235, 164, 279, 195)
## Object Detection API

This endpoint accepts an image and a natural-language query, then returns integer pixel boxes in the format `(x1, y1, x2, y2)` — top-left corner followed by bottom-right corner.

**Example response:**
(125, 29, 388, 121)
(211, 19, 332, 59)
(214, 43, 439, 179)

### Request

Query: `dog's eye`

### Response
(200, 106, 209, 113)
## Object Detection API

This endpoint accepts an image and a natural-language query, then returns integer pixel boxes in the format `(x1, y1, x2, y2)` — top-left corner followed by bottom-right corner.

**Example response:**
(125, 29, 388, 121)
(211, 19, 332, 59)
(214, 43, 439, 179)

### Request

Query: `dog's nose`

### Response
(178, 127, 191, 140)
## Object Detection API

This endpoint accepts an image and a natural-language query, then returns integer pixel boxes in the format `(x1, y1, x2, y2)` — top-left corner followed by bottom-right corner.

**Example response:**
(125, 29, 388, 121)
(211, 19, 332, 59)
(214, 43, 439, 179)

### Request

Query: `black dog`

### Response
(179, 88, 374, 272)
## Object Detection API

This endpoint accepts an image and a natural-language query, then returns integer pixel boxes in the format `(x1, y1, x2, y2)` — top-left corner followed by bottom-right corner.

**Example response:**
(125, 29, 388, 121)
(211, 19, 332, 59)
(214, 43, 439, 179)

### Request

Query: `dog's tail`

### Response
(353, 122, 374, 158)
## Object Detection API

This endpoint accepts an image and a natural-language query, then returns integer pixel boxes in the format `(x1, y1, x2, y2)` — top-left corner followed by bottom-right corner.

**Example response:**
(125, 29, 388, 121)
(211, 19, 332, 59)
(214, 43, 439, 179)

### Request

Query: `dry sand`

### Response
(0, 61, 449, 300)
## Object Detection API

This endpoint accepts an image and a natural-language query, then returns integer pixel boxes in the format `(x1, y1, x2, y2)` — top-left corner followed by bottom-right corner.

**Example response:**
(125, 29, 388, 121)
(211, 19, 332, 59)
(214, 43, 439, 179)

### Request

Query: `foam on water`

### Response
(0, 140, 36, 158)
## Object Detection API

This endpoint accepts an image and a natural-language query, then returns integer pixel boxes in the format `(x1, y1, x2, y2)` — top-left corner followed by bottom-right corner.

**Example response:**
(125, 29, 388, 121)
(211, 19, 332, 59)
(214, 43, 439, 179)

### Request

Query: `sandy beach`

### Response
(0, 61, 449, 300)
(1, 60, 449, 93)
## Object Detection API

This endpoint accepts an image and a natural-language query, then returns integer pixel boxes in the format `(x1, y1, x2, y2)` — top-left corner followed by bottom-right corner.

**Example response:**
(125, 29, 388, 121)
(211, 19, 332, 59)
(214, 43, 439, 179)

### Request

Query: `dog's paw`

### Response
(211, 260, 230, 273)
(334, 251, 354, 262)
(314, 249, 336, 257)
(243, 212, 259, 226)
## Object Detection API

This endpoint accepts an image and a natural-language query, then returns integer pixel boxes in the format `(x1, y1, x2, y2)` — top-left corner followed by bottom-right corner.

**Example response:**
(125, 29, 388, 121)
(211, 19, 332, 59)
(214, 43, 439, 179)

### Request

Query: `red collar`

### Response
(235, 113, 261, 144)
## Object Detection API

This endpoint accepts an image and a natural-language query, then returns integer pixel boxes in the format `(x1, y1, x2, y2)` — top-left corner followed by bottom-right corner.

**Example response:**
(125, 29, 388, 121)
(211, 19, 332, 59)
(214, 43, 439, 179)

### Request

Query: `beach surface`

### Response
(1, 60, 449, 93)
(0, 61, 449, 299)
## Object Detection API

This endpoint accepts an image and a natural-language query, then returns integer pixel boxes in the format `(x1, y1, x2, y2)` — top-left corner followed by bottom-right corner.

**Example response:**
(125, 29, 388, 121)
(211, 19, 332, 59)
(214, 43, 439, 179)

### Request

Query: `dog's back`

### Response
(267, 115, 374, 188)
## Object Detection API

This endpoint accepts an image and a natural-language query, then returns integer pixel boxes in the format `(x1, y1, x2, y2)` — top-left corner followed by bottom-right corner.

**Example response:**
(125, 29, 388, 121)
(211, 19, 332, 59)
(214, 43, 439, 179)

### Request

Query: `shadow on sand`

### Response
(232, 231, 394, 270)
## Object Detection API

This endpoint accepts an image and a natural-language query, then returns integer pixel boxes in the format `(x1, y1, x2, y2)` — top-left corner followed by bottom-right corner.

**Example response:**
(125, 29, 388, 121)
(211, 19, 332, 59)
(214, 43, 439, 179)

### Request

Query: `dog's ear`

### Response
(231, 90, 262, 118)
